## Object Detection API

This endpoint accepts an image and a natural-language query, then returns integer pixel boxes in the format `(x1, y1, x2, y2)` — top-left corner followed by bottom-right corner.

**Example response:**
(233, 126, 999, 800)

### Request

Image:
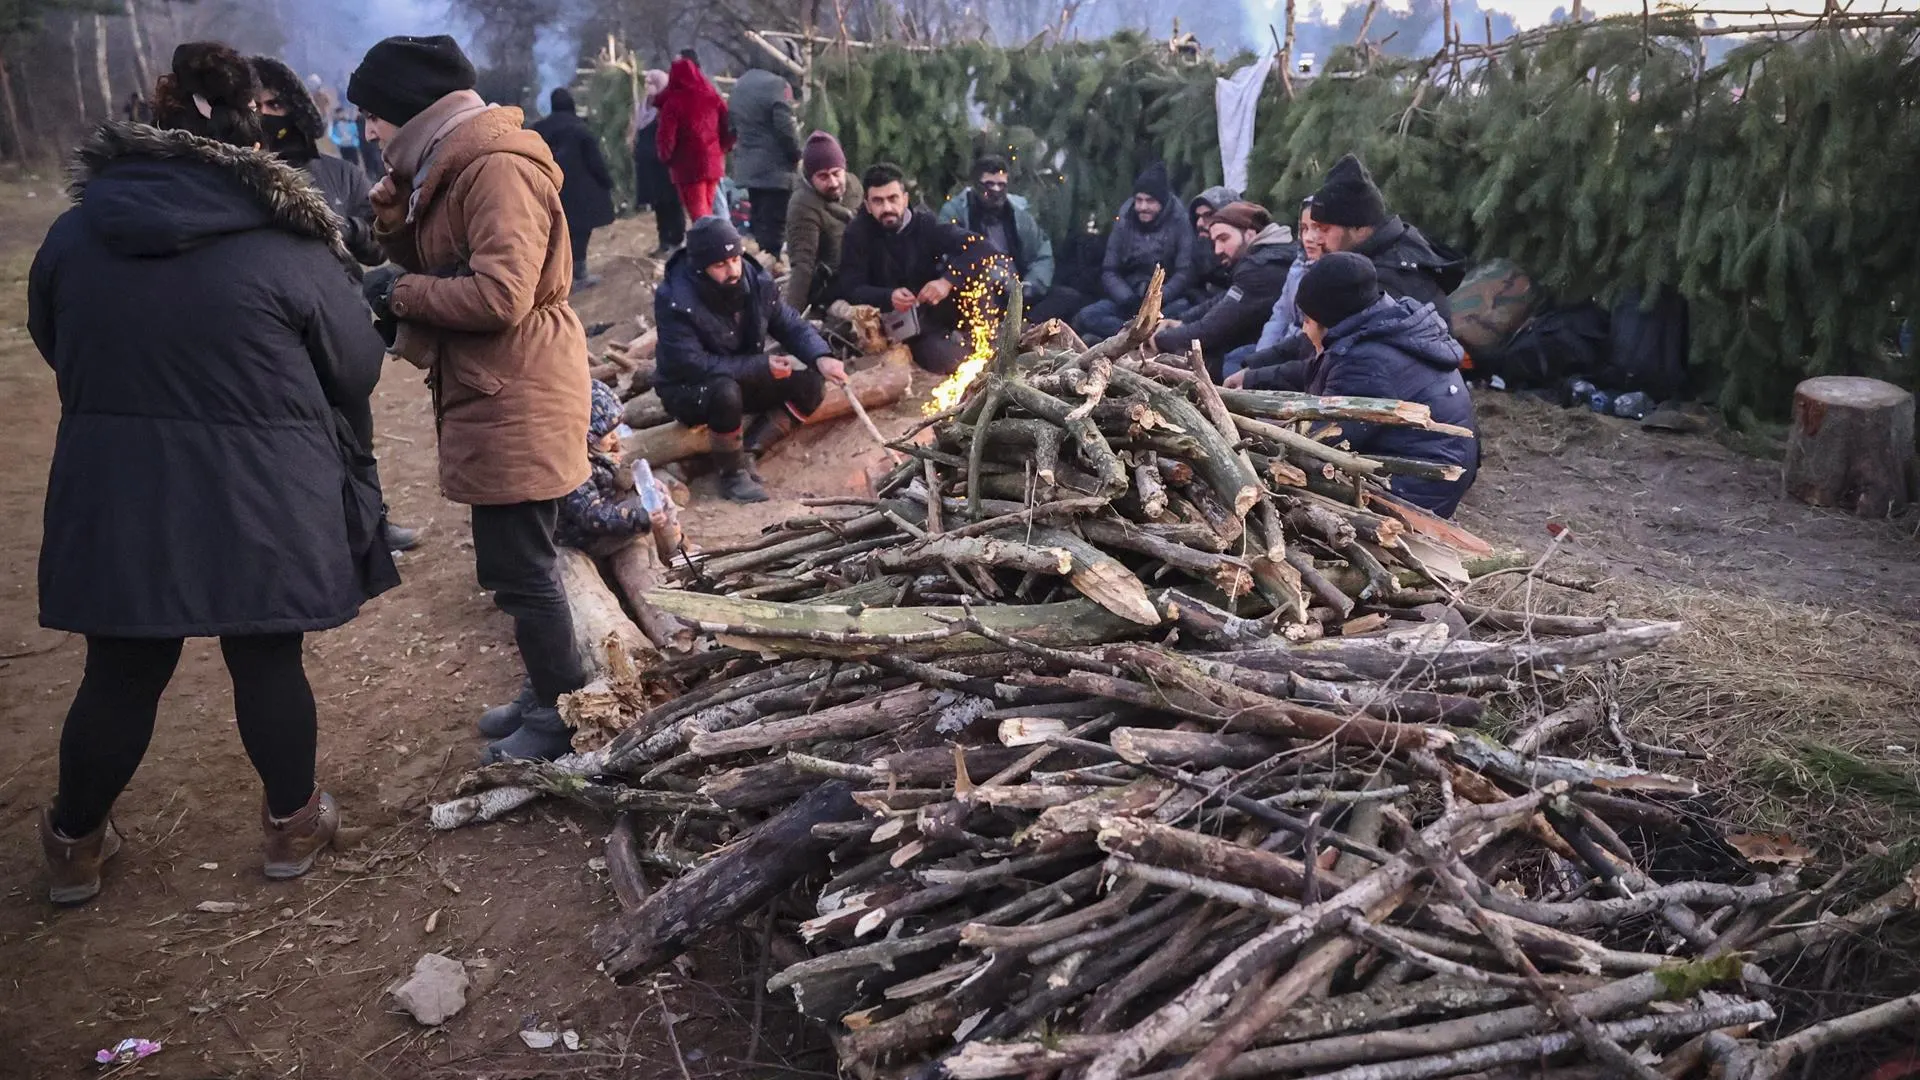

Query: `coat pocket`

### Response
(451, 359, 506, 397)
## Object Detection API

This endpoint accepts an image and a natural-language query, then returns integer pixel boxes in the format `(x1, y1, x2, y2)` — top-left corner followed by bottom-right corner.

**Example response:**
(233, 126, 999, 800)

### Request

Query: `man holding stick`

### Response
(654, 217, 841, 503)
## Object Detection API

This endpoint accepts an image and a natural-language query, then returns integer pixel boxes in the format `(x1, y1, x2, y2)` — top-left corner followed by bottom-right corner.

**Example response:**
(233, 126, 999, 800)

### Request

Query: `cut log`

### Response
(557, 547, 653, 672)
(1783, 375, 1915, 517)
(646, 591, 1146, 658)
(592, 781, 860, 981)
(620, 357, 914, 467)
(598, 537, 687, 651)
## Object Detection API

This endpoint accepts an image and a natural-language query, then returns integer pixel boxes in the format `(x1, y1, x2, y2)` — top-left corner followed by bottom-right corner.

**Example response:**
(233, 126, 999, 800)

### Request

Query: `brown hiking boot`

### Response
(261, 790, 339, 880)
(39, 808, 122, 907)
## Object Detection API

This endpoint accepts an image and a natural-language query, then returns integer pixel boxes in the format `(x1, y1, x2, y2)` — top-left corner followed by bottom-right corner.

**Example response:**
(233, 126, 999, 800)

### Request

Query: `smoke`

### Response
(256, 0, 461, 96)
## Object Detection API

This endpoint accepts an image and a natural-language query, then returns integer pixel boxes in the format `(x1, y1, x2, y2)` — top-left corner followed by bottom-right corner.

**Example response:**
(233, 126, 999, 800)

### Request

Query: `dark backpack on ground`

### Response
(1600, 288, 1689, 400)
(1471, 302, 1611, 390)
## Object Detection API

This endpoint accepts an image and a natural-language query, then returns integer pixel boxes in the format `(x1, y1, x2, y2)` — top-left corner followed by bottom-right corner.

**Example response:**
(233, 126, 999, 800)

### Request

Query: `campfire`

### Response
(925, 245, 1017, 416)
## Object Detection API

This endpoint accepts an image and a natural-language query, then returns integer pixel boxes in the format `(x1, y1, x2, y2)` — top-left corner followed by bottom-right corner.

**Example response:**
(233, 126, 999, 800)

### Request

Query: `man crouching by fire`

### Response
(654, 216, 846, 503)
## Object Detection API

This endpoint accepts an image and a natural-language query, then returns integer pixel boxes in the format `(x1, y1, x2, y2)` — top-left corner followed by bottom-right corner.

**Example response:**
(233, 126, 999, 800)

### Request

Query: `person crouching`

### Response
(654, 217, 845, 503)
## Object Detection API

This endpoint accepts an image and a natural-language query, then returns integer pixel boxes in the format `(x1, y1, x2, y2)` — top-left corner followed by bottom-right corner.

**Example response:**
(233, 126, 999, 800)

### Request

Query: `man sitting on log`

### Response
(938, 155, 1082, 325)
(1229, 155, 1462, 391)
(783, 132, 862, 313)
(1150, 201, 1297, 379)
(1287, 251, 1479, 516)
(655, 216, 843, 503)
(838, 162, 996, 376)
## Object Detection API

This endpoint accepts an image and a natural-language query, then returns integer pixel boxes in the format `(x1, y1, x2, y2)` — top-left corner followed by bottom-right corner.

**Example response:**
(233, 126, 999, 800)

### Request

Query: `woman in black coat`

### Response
(532, 87, 616, 288)
(26, 42, 395, 906)
(627, 67, 684, 255)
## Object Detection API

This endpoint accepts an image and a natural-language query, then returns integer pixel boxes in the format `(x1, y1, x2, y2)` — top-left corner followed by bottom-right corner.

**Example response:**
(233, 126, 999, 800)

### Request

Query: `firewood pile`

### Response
(434, 278, 1920, 1079)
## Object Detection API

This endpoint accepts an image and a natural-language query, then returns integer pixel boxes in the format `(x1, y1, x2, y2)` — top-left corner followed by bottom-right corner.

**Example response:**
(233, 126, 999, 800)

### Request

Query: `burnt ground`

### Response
(0, 188, 1916, 1079)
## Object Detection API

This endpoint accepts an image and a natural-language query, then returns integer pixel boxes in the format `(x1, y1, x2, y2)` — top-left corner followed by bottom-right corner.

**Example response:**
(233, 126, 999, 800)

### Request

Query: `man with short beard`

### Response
(655, 217, 843, 503)
(783, 132, 863, 311)
(838, 162, 990, 375)
(938, 154, 1081, 324)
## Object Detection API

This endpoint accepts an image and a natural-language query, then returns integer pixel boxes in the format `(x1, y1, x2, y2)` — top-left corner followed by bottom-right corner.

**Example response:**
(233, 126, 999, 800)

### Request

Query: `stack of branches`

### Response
(433, 276, 1920, 1077)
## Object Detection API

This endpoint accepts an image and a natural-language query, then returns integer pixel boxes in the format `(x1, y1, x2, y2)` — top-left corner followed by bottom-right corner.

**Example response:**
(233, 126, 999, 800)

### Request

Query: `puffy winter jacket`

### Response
(1304, 295, 1479, 516)
(1156, 222, 1296, 369)
(655, 57, 735, 185)
(654, 247, 829, 391)
(1100, 196, 1195, 307)
(1351, 216, 1463, 322)
(728, 69, 802, 189)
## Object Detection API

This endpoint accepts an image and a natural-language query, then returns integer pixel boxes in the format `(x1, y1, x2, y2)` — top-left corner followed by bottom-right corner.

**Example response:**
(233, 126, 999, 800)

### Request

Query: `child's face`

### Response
(595, 429, 621, 454)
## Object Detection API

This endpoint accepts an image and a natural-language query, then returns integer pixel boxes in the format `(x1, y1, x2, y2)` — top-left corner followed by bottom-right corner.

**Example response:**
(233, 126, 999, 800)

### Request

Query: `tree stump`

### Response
(1782, 376, 1915, 518)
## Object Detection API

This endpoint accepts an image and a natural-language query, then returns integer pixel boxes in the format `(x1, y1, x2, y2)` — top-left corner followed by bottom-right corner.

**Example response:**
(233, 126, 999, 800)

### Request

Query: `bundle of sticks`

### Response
(436, 277, 1920, 1078)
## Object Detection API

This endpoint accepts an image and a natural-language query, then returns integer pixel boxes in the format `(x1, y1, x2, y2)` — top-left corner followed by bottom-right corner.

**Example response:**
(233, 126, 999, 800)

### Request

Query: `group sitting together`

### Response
(662, 138, 1480, 517)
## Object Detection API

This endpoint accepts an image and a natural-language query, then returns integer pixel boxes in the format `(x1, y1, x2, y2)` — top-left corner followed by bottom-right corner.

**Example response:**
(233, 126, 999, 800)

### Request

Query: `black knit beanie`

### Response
(1296, 251, 1382, 329)
(550, 87, 575, 114)
(1133, 161, 1173, 205)
(687, 215, 745, 269)
(347, 35, 477, 126)
(1309, 154, 1387, 229)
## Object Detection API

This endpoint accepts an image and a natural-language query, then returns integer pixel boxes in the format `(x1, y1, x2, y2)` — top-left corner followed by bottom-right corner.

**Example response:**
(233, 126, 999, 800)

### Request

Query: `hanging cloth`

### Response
(1215, 52, 1277, 195)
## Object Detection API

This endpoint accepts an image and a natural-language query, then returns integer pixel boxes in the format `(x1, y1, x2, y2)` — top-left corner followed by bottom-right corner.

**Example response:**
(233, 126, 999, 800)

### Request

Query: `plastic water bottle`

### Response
(632, 459, 664, 512)
(1611, 391, 1652, 420)
(1586, 389, 1613, 414)
(1567, 379, 1597, 408)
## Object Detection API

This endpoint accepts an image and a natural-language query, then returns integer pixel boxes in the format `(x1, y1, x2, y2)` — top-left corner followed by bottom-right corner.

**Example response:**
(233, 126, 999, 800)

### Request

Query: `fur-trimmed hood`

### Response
(70, 121, 349, 263)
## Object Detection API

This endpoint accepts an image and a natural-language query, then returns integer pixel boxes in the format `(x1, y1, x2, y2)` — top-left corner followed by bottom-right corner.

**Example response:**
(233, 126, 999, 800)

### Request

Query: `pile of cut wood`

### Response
(437, 284, 1920, 1080)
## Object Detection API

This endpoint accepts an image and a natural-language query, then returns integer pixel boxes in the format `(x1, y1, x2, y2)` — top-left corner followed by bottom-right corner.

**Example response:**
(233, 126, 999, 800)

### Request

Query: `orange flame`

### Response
(924, 246, 1013, 416)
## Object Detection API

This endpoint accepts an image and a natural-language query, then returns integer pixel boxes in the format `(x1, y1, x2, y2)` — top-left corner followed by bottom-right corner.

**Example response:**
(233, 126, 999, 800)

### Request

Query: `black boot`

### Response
(385, 521, 421, 552)
(476, 678, 535, 738)
(482, 705, 574, 763)
(713, 430, 768, 503)
(744, 408, 802, 455)
(572, 258, 601, 291)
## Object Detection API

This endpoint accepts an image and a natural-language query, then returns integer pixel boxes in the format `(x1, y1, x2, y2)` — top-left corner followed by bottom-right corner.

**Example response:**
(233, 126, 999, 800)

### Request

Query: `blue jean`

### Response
(1073, 298, 1129, 341)
(1223, 344, 1259, 380)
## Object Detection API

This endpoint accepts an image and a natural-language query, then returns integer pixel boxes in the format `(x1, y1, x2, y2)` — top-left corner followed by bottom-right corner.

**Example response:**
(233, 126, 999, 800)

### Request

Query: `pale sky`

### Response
(1256, 0, 1920, 31)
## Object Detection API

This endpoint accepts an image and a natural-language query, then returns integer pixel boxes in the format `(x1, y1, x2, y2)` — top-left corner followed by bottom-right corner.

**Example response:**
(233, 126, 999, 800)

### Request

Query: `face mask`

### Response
(265, 121, 304, 155)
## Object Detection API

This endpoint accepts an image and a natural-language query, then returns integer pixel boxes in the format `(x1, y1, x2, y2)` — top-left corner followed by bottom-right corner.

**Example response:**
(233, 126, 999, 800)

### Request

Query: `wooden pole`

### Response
(91, 14, 113, 121)
(1281, 0, 1297, 99)
(0, 55, 24, 162)
(124, 0, 154, 95)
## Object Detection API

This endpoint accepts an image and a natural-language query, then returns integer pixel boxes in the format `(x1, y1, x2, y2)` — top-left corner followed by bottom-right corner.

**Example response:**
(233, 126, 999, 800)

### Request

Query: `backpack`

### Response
(1449, 259, 1541, 353)
(1471, 302, 1611, 390)
(1600, 288, 1689, 400)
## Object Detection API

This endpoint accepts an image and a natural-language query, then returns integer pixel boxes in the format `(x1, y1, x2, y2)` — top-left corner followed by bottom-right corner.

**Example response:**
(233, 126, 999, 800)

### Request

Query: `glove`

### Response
(362, 264, 403, 323)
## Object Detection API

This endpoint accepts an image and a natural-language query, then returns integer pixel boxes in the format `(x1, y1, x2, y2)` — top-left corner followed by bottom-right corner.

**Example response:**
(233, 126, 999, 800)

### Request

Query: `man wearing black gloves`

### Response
(655, 217, 842, 503)
(251, 54, 420, 554)
(839, 162, 992, 375)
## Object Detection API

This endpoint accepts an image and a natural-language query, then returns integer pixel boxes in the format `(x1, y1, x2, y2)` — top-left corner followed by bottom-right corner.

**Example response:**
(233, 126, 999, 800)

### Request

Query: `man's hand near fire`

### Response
(917, 277, 954, 307)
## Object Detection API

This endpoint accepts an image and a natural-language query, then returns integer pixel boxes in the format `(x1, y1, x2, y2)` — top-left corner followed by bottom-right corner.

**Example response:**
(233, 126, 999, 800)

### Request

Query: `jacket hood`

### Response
(412, 107, 563, 215)
(69, 121, 348, 262)
(1191, 185, 1240, 214)
(1326, 294, 1464, 372)
(665, 57, 720, 103)
(251, 56, 325, 141)
(1246, 221, 1294, 256)
(1356, 215, 1456, 274)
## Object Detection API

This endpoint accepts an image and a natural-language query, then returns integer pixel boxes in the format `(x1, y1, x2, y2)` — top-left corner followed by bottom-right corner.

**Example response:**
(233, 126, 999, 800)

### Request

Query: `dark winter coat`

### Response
(783, 174, 863, 310)
(1100, 195, 1196, 307)
(1156, 222, 1296, 367)
(837, 205, 976, 320)
(304, 154, 384, 266)
(1352, 216, 1463, 323)
(29, 122, 394, 637)
(532, 107, 616, 237)
(654, 249, 830, 393)
(1304, 295, 1479, 517)
(1189, 185, 1240, 293)
(728, 68, 801, 190)
(655, 57, 734, 186)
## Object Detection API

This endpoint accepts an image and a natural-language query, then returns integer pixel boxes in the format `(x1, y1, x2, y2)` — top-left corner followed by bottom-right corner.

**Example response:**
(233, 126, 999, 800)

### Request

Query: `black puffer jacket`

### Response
(1156, 223, 1297, 369)
(654, 247, 829, 392)
(1304, 294, 1478, 517)
(28, 122, 395, 637)
(1100, 193, 1196, 307)
(532, 106, 617, 237)
(1352, 216, 1463, 322)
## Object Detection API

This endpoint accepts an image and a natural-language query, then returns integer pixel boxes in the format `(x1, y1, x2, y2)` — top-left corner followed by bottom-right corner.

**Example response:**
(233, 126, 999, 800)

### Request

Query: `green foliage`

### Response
(582, 65, 637, 212)
(786, 18, 1920, 416)
(1653, 953, 1747, 999)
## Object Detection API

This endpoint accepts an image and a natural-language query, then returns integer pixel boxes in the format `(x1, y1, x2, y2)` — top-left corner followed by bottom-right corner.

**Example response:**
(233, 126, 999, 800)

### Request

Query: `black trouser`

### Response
(471, 499, 589, 708)
(53, 634, 317, 837)
(571, 226, 594, 270)
(661, 366, 828, 435)
(748, 186, 792, 259)
(1025, 285, 1086, 326)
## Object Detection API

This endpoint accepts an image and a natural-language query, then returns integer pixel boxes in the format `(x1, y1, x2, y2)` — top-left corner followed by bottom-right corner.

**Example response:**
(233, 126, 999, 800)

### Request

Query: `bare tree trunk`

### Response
(92, 14, 114, 121)
(70, 19, 88, 122)
(124, 0, 154, 95)
(0, 53, 24, 162)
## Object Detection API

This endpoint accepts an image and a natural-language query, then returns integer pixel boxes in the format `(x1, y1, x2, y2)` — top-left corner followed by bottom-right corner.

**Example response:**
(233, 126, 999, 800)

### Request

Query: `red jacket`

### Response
(654, 57, 734, 185)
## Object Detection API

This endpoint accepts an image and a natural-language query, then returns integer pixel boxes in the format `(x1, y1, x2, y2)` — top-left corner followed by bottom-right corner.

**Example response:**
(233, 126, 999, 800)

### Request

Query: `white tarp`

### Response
(1215, 52, 1277, 195)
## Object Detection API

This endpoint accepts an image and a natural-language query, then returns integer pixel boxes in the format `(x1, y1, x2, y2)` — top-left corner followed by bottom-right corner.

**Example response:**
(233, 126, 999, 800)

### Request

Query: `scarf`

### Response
(382, 89, 491, 223)
(629, 70, 667, 136)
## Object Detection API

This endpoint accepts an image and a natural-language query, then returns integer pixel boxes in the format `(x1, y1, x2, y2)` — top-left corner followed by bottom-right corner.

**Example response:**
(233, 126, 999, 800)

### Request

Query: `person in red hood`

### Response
(654, 52, 735, 225)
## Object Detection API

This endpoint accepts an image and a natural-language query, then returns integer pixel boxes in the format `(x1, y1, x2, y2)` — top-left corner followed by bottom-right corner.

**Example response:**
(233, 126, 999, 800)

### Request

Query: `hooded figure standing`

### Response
(348, 34, 595, 764)
(626, 68, 683, 254)
(654, 54, 734, 222)
(1073, 162, 1196, 340)
(728, 67, 802, 259)
(29, 41, 394, 905)
(532, 87, 616, 289)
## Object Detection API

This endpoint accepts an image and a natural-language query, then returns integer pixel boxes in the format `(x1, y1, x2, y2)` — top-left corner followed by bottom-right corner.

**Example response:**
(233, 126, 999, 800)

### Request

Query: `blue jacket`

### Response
(654, 249, 830, 390)
(1306, 295, 1479, 517)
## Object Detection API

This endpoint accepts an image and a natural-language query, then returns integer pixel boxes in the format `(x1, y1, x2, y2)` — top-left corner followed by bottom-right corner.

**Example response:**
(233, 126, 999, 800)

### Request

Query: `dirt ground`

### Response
(1, 187, 1916, 1080)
